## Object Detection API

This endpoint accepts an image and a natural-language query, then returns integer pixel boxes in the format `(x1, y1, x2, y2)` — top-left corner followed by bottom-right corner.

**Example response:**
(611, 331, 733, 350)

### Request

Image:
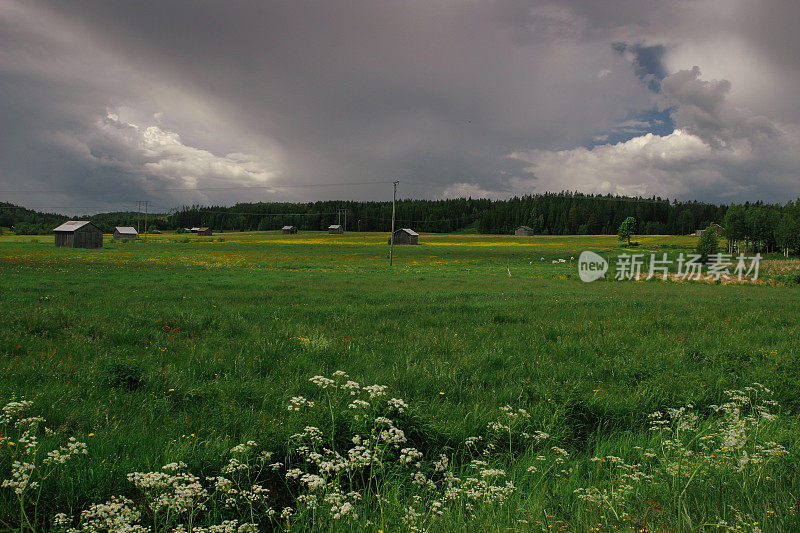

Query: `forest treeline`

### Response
(168, 193, 725, 235)
(3, 191, 800, 252)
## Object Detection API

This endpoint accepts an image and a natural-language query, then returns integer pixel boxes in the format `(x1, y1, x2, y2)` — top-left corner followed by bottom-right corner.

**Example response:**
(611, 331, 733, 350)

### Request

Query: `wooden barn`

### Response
(515, 225, 536, 236)
(393, 228, 419, 245)
(282, 225, 298, 234)
(328, 224, 343, 234)
(196, 227, 212, 236)
(695, 223, 725, 236)
(113, 227, 138, 240)
(54, 221, 103, 248)
(190, 227, 200, 233)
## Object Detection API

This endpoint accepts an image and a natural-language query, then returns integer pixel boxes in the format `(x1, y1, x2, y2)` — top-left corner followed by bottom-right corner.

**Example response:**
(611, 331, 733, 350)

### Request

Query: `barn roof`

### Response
(396, 228, 418, 236)
(517, 225, 534, 231)
(53, 220, 97, 232)
(115, 226, 138, 235)
(282, 225, 297, 230)
(190, 227, 200, 231)
(328, 224, 342, 229)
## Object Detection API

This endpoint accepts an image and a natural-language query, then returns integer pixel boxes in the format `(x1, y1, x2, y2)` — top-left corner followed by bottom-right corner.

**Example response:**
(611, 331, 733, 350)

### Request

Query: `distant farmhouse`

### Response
(328, 224, 343, 234)
(695, 223, 725, 236)
(282, 225, 298, 234)
(195, 227, 212, 236)
(190, 227, 200, 233)
(515, 226, 536, 236)
(53, 221, 103, 249)
(393, 228, 419, 245)
(113, 227, 138, 240)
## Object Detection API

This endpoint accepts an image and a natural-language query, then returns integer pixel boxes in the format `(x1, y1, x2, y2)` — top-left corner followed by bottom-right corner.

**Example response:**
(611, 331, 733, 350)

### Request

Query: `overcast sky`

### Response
(1, 0, 799, 213)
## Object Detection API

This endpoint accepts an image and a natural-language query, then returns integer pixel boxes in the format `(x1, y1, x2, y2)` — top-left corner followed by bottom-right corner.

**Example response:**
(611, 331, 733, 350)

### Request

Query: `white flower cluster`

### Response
(0, 400, 33, 425)
(127, 463, 209, 515)
(348, 399, 370, 410)
(287, 396, 315, 411)
(290, 426, 324, 445)
(387, 398, 409, 413)
(399, 447, 424, 466)
(363, 385, 388, 399)
(341, 381, 361, 395)
(44, 437, 88, 465)
(173, 520, 258, 533)
(62, 495, 147, 533)
(309, 375, 335, 389)
(648, 384, 788, 480)
(2, 461, 37, 495)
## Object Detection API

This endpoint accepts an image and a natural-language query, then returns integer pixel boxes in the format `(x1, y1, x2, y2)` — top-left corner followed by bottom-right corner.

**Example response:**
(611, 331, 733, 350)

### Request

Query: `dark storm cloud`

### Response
(1, 1, 800, 211)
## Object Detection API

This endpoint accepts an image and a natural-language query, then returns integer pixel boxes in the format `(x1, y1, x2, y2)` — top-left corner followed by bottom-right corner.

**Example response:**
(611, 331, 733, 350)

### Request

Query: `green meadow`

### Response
(1, 232, 799, 532)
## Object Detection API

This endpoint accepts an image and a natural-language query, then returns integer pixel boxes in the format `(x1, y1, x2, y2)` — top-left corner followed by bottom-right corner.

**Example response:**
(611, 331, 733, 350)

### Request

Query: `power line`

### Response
(174, 210, 341, 217)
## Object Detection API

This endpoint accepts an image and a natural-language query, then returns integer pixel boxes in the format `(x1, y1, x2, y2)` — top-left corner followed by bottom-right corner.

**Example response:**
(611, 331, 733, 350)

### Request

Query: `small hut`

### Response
(515, 226, 536, 236)
(695, 223, 724, 236)
(53, 221, 103, 248)
(282, 225, 298, 234)
(113, 227, 138, 240)
(196, 227, 212, 236)
(328, 224, 343, 234)
(393, 228, 419, 245)
(190, 227, 200, 233)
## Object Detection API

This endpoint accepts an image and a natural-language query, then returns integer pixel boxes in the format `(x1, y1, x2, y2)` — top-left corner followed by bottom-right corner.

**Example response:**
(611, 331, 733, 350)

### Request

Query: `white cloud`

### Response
(107, 113, 281, 188)
(510, 130, 715, 197)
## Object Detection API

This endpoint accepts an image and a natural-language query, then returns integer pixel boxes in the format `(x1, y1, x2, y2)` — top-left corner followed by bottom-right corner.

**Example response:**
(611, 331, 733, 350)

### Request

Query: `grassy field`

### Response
(1, 232, 799, 531)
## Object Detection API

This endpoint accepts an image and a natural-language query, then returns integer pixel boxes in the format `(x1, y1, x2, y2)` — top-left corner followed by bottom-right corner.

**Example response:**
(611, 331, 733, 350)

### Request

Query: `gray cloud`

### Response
(660, 67, 778, 150)
(1, 1, 799, 212)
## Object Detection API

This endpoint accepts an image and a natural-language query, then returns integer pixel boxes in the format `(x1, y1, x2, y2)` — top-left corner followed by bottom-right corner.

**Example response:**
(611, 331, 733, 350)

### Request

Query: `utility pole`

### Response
(390, 181, 398, 266)
(144, 201, 149, 241)
(137, 201, 141, 234)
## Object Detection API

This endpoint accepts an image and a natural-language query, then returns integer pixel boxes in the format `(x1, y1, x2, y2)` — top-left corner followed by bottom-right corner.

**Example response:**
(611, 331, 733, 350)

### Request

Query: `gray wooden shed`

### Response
(393, 228, 419, 245)
(113, 227, 138, 240)
(515, 226, 536, 236)
(54, 221, 103, 248)
(282, 225, 298, 234)
(196, 227, 212, 236)
(328, 224, 343, 234)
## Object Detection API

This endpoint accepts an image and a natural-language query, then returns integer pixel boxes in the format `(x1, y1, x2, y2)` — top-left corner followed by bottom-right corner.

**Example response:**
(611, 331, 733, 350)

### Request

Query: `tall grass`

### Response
(0, 234, 799, 530)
